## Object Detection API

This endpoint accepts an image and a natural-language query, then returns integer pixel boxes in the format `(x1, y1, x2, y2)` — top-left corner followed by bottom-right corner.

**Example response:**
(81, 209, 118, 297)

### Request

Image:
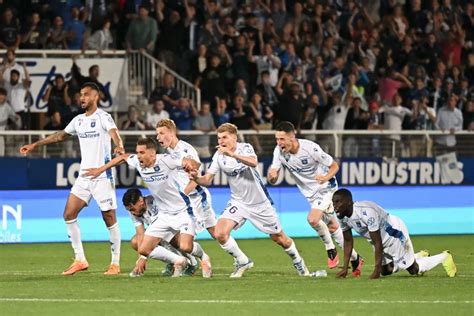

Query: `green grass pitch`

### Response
(1, 235, 473, 315)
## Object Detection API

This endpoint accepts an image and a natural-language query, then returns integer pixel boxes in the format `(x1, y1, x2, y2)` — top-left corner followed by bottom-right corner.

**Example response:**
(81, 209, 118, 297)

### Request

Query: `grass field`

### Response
(1, 235, 473, 315)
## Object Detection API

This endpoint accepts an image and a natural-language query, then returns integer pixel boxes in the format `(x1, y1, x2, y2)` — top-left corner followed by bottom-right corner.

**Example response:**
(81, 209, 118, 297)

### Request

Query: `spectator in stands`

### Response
(169, 98, 197, 131)
(302, 94, 323, 131)
(86, 18, 113, 51)
(149, 73, 180, 111)
(195, 54, 227, 107)
(156, 6, 186, 71)
(0, 49, 25, 83)
(1, 66, 30, 130)
(434, 95, 464, 154)
(20, 12, 47, 49)
(463, 99, 474, 131)
(121, 105, 146, 131)
(69, 56, 109, 103)
(42, 74, 71, 122)
(62, 91, 83, 127)
(405, 96, 437, 157)
(145, 99, 169, 130)
(409, 77, 430, 102)
(343, 96, 369, 158)
(189, 44, 208, 82)
(248, 42, 281, 87)
(46, 15, 68, 49)
(249, 91, 273, 130)
(65, 6, 86, 50)
(0, 8, 20, 49)
(193, 101, 215, 158)
(0, 87, 19, 156)
(378, 68, 412, 105)
(125, 4, 157, 54)
(214, 97, 231, 127)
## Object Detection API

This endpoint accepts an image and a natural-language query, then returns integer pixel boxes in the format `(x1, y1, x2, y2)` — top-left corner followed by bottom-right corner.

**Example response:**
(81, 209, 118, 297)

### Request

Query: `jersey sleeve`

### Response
(126, 154, 140, 169)
(130, 213, 145, 227)
(309, 141, 333, 167)
(101, 112, 118, 131)
(241, 143, 257, 158)
(339, 218, 351, 232)
(64, 116, 78, 135)
(364, 207, 381, 232)
(207, 152, 220, 175)
(162, 152, 184, 170)
(270, 146, 282, 170)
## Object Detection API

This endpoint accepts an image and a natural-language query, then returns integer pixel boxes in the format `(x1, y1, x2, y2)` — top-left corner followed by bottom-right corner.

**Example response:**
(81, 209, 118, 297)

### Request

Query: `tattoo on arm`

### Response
(36, 131, 70, 146)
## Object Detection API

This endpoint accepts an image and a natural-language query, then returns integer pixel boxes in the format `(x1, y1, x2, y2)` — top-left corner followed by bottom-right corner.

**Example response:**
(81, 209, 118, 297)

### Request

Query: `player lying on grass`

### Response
(188, 123, 310, 278)
(122, 188, 199, 277)
(83, 137, 212, 278)
(332, 188, 457, 279)
(268, 121, 363, 275)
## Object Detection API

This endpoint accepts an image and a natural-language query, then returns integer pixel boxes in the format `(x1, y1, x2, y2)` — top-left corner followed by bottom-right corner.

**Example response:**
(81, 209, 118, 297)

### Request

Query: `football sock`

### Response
(191, 242, 204, 259)
(149, 245, 182, 264)
(220, 236, 249, 265)
(65, 219, 86, 262)
(417, 253, 448, 273)
(107, 223, 121, 265)
(314, 222, 335, 250)
(162, 241, 198, 265)
(331, 227, 359, 261)
(284, 240, 303, 264)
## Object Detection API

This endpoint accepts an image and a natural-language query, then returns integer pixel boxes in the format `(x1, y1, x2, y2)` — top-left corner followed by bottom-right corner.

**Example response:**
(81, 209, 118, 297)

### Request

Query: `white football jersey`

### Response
(64, 109, 117, 181)
(339, 201, 406, 246)
(208, 142, 271, 206)
(166, 140, 211, 208)
(130, 195, 159, 227)
(271, 139, 337, 199)
(126, 153, 192, 215)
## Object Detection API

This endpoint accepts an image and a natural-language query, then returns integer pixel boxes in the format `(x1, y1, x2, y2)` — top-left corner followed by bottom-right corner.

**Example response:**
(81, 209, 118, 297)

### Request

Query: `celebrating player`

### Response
(189, 123, 309, 278)
(268, 121, 363, 275)
(332, 188, 457, 279)
(82, 137, 213, 278)
(19, 82, 124, 276)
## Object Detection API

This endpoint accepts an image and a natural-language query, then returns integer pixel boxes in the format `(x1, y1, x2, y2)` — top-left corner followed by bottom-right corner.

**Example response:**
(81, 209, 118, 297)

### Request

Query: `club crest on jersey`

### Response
(91, 121, 96, 128)
(283, 153, 290, 161)
(154, 166, 161, 172)
(356, 221, 362, 228)
(300, 158, 308, 164)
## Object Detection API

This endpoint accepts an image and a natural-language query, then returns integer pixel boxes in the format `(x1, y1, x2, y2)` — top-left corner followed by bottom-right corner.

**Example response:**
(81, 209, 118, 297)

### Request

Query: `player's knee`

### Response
(327, 222, 339, 233)
(307, 216, 320, 228)
(131, 236, 139, 251)
(63, 210, 76, 221)
(179, 243, 193, 253)
(271, 233, 291, 247)
(214, 229, 230, 244)
(138, 245, 152, 256)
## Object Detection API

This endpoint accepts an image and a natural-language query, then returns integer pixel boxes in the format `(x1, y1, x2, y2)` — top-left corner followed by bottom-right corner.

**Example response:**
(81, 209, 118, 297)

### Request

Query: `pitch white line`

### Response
(0, 298, 472, 304)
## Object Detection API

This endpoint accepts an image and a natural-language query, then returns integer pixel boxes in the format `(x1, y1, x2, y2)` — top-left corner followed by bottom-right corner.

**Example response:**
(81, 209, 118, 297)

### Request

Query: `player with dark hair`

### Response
(20, 82, 125, 275)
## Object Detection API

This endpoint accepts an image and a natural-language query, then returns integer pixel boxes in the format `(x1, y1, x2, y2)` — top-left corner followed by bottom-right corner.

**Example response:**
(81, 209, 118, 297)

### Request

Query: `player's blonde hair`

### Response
(217, 123, 238, 135)
(156, 119, 177, 132)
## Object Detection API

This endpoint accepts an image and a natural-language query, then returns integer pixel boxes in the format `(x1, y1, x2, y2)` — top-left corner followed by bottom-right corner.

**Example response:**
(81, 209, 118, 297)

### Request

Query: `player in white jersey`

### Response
(20, 82, 124, 276)
(122, 188, 199, 277)
(83, 137, 213, 278)
(156, 119, 218, 236)
(332, 188, 457, 279)
(189, 123, 309, 278)
(268, 121, 363, 275)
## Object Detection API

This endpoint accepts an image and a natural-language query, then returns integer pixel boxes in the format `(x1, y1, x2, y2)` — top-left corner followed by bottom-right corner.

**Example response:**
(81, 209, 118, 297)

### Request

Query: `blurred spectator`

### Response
(196, 55, 227, 107)
(256, 70, 279, 111)
(214, 97, 231, 127)
(121, 105, 146, 130)
(193, 101, 215, 158)
(65, 6, 86, 50)
(156, 6, 186, 70)
(367, 100, 383, 157)
(249, 92, 273, 130)
(145, 99, 169, 130)
(42, 74, 71, 120)
(69, 57, 109, 103)
(248, 42, 281, 87)
(125, 4, 157, 54)
(86, 18, 113, 50)
(149, 73, 180, 110)
(169, 98, 197, 131)
(85, 0, 108, 33)
(20, 12, 47, 49)
(344, 96, 369, 157)
(189, 44, 208, 81)
(406, 97, 437, 157)
(0, 87, 19, 156)
(378, 68, 412, 104)
(0, 49, 25, 83)
(463, 100, 474, 131)
(46, 16, 68, 49)
(277, 82, 306, 131)
(62, 91, 83, 126)
(0, 8, 20, 49)
(302, 94, 323, 131)
(434, 95, 463, 154)
(1, 66, 30, 130)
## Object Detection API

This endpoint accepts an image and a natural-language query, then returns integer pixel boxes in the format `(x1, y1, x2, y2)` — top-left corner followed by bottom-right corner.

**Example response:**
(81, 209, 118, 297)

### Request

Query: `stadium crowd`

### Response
(0, 0, 472, 157)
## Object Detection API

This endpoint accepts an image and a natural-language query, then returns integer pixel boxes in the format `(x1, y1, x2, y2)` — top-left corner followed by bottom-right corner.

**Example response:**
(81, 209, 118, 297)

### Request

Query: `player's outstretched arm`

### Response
(108, 128, 125, 156)
(19, 130, 71, 155)
(267, 167, 280, 184)
(216, 145, 258, 167)
(336, 229, 354, 278)
(82, 153, 130, 178)
(189, 171, 214, 187)
(315, 160, 339, 184)
(182, 158, 201, 195)
(369, 230, 383, 279)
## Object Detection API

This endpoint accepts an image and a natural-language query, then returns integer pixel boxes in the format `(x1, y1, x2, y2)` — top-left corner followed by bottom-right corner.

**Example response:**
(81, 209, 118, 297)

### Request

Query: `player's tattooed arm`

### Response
(19, 131, 71, 155)
(109, 128, 125, 155)
(82, 153, 130, 178)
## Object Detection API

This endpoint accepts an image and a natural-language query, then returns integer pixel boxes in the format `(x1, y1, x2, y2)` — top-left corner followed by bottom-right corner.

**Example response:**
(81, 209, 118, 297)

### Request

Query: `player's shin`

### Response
(314, 222, 335, 250)
(66, 219, 86, 262)
(108, 223, 121, 264)
(149, 245, 183, 263)
(417, 252, 449, 273)
(220, 236, 249, 265)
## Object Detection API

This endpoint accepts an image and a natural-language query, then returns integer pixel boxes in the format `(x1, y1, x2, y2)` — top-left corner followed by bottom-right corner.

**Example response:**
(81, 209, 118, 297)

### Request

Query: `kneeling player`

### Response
(332, 188, 457, 279)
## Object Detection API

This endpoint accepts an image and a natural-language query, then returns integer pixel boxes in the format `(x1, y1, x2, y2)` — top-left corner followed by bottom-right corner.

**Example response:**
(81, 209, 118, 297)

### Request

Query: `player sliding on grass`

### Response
(122, 188, 199, 277)
(83, 137, 213, 278)
(268, 121, 363, 275)
(189, 123, 310, 278)
(20, 82, 124, 276)
(332, 188, 457, 279)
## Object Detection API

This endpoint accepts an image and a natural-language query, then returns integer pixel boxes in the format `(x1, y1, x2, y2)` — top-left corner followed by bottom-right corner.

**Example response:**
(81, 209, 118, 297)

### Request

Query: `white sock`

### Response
(220, 236, 249, 265)
(331, 227, 359, 261)
(65, 219, 86, 261)
(314, 222, 335, 250)
(417, 253, 448, 273)
(284, 240, 302, 264)
(162, 241, 198, 266)
(191, 242, 204, 259)
(108, 223, 121, 265)
(149, 246, 183, 264)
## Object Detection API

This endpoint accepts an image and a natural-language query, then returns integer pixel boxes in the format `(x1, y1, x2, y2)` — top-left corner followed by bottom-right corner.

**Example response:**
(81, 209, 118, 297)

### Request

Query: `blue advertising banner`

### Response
(1, 186, 473, 243)
(1, 156, 473, 190)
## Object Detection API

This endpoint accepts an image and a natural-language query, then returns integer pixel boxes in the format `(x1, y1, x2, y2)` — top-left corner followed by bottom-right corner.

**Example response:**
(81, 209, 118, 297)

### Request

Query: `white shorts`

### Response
(220, 200, 282, 235)
(190, 189, 217, 233)
(71, 176, 117, 211)
(308, 178, 338, 211)
(380, 215, 415, 271)
(145, 212, 196, 242)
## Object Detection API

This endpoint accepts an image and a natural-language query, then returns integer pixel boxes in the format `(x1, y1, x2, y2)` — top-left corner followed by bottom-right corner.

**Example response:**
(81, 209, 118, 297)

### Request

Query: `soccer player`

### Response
(268, 121, 363, 275)
(332, 188, 457, 279)
(189, 123, 309, 278)
(82, 137, 213, 278)
(122, 188, 198, 277)
(19, 82, 124, 275)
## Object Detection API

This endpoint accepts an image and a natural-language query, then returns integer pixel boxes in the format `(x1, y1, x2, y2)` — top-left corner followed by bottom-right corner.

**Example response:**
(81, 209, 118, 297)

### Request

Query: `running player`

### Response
(332, 188, 457, 279)
(82, 137, 212, 278)
(268, 121, 363, 274)
(189, 123, 309, 278)
(20, 82, 124, 276)
(122, 188, 198, 277)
